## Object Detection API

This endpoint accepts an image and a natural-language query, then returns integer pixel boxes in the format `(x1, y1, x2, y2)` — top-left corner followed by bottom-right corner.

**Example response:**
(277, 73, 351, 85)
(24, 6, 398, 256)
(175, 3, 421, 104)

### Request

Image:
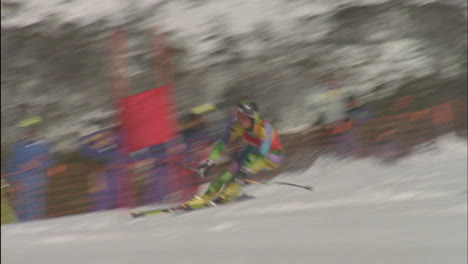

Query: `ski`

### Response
(131, 165, 311, 218)
(130, 205, 187, 218)
(130, 194, 255, 218)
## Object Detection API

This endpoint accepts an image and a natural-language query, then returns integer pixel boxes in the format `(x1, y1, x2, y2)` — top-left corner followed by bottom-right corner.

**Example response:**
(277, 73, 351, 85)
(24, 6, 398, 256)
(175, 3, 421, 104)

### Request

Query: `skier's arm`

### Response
(208, 123, 243, 161)
(259, 122, 274, 156)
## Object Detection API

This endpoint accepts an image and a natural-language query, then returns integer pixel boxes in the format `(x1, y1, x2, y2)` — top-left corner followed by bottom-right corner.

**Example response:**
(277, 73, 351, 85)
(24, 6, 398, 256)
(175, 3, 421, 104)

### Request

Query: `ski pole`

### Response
(181, 165, 313, 191)
(242, 178, 313, 192)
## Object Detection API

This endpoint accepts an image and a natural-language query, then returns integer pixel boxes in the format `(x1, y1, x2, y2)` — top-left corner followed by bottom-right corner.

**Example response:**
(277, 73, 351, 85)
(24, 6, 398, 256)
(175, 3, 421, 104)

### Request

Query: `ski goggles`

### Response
(236, 105, 255, 118)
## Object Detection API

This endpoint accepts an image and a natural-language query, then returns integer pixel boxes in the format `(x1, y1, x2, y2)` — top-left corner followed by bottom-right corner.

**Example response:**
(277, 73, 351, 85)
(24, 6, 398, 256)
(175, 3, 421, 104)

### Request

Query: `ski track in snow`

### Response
(1, 134, 467, 264)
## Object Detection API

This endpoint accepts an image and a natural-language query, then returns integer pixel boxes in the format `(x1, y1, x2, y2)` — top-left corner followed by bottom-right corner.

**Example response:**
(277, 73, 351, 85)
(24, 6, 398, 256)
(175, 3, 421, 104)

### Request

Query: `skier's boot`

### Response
(217, 181, 243, 203)
(182, 193, 217, 209)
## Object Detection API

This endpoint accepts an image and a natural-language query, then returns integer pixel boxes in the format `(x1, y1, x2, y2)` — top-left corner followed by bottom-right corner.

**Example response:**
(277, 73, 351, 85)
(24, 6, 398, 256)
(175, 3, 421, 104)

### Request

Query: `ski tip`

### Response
(305, 186, 314, 191)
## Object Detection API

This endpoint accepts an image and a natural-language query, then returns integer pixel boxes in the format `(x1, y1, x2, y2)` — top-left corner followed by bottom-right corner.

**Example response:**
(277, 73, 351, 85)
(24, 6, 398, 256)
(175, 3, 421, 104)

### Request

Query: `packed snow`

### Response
(1, 134, 466, 264)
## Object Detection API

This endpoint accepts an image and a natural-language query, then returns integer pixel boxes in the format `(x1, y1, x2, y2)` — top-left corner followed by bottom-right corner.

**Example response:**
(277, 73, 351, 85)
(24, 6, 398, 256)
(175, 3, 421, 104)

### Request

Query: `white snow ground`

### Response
(2, 135, 467, 264)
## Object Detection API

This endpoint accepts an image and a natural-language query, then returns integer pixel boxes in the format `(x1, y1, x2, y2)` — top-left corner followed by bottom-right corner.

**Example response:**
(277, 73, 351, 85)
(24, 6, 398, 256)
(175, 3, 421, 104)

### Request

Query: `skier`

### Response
(183, 100, 284, 209)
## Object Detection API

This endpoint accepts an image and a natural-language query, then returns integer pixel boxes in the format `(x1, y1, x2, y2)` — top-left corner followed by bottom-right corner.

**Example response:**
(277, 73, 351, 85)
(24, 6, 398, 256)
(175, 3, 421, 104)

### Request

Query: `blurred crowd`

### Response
(1, 84, 465, 223)
(2, 104, 215, 223)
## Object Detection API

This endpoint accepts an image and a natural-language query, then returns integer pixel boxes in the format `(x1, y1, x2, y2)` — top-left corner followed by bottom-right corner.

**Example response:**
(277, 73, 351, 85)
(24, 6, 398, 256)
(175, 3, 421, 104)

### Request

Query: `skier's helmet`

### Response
(237, 100, 260, 124)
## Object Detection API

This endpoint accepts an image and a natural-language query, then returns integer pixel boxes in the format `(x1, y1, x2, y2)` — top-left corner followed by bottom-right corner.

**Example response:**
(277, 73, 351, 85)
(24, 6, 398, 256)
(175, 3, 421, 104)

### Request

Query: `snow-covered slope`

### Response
(2, 135, 466, 264)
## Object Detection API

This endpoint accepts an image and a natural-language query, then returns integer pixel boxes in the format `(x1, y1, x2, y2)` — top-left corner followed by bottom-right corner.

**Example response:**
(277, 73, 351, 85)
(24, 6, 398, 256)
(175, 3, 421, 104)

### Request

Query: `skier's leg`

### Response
(218, 148, 284, 202)
(205, 170, 234, 195)
(204, 145, 255, 194)
(183, 169, 236, 208)
(183, 147, 253, 208)
(221, 150, 284, 200)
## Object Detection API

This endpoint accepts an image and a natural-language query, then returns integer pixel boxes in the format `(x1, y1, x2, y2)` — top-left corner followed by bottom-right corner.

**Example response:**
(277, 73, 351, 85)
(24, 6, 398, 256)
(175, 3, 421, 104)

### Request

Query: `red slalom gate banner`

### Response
(119, 85, 177, 153)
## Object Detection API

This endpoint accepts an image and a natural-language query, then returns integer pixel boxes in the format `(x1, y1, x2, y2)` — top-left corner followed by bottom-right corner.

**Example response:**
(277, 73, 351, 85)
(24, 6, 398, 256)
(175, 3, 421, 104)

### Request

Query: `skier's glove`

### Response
(198, 159, 215, 178)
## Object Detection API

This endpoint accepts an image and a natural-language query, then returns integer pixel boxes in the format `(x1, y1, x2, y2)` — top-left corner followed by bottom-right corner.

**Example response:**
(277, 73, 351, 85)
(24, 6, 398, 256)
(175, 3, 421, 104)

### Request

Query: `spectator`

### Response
(79, 125, 135, 211)
(179, 112, 213, 163)
(328, 117, 359, 158)
(345, 95, 373, 122)
(6, 120, 55, 221)
(305, 74, 346, 128)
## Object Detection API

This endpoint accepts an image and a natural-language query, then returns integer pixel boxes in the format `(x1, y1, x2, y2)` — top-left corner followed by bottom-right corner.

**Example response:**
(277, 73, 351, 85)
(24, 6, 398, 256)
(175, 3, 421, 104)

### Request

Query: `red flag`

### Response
(120, 85, 177, 152)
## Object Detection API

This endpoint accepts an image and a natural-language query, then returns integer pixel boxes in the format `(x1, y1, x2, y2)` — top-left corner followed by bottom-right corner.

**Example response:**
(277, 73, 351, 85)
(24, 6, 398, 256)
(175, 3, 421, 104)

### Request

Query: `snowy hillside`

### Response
(2, 0, 466, 151)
